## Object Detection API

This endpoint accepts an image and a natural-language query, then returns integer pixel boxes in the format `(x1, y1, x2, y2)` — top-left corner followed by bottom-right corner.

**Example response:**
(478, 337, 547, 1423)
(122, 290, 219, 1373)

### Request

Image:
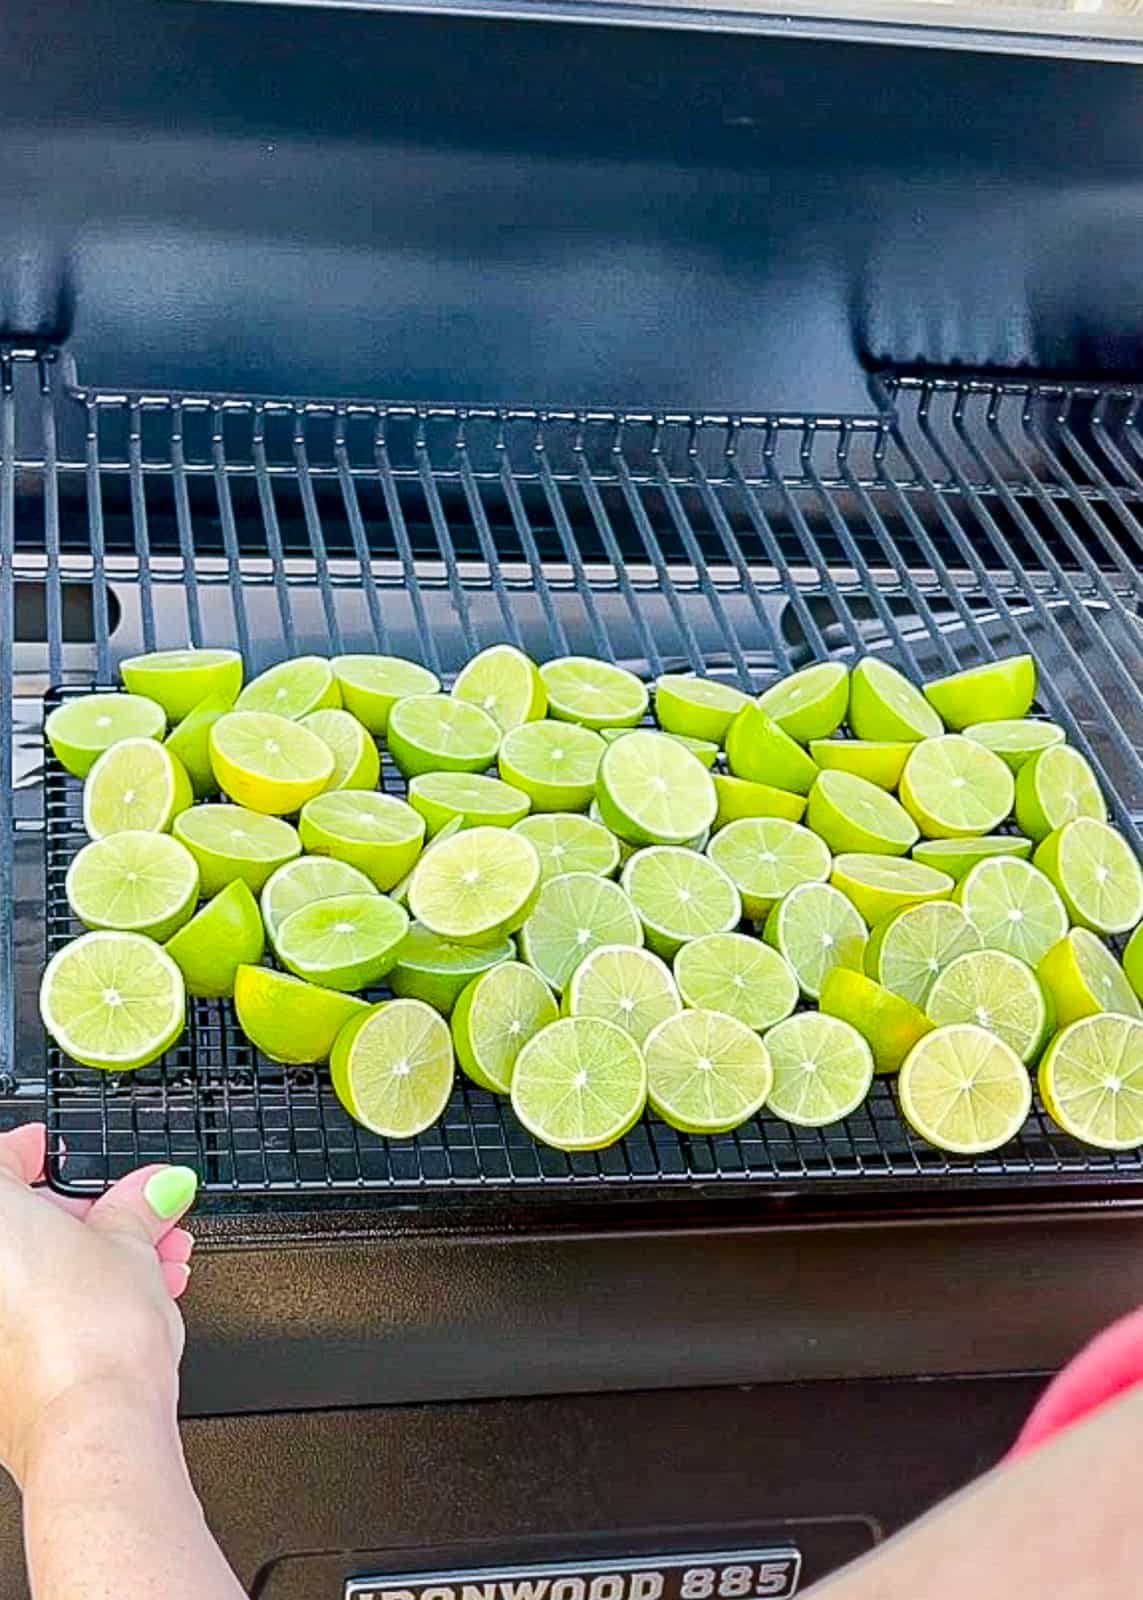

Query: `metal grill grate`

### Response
(5, 349, 1143, 1202)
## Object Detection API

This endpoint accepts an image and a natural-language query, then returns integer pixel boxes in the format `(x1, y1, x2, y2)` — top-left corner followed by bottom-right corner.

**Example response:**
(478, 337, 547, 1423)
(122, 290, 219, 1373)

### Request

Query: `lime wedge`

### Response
(645, 1008, 772, 1133)
(620, 845, 741, 959)
(46, 693, 166, 779)
(330, 999, 455, 1137)
(762, 881, 867, 1000)
(831, 853, 953, 924)
(1034, 818, 1143, 935)
(233, 964, 369, 1064)
(725, 704, 820, 794)
(409, 771, 530, 835)
(564, 943, 680, 1046)
(955, 855, 1067, 966)
(808, 739, 913, 790)
(898, 1024, 1031, 1153)
(173, 804, 301, 897)
(864, 900, 980, 1008)
(512, 812, 621, 882)
(1039, 1013, 1143, 1150)
(849, 658, 942, 742)
(806, 769, 919, 856)
(712, 774, 806, 829)
(452, 644, 547, 731)
(818, 967, 933, 1075)
(408, 825, 541, 945)
(1014, 745, 1107, 842)
(965, 719, 1065, 773)
(923, 654, 1036, 731)
(390, 922, 514, 1014)
(452, 961, 558, 1091)
(925, 950, 1052, 1063)
(83, 738, 193, 839)
(236, 655, 340, 719)
(510, 1016, 647, 1150)
(912, 835, 1033, 881)
(518, 872, 643, 992)
(601, 727, 719, 768)
(40, 930, 185, 1070)
(763, 1012, 874, 1126)
(706, 818, 831, 922)
(261, 856, 378, 944)
(899, 735, 1015, 841)
(300, 708, 380, 791)
(209, 710, 334, 814)
(298, 791, 425, 891)
(1037, 929, 1142, 1030)
(66, 830, 199, 941)
(332, 654, 441, 734)
(498, 720, 605, 812)
(387, 694, 501, 779)
(539, 656, 648, 730)
(164, 879, 265, 999)
(654, 674, 750, 744)
(757, 662, 849, 744)
(121, 647, 243, 723)
(1125, 923, 1143, 1005)
(673, 932, 797, 1030)
(596, 731, 718, 846)
(164, 692, 234, 799)
(275, 892, 409, 991)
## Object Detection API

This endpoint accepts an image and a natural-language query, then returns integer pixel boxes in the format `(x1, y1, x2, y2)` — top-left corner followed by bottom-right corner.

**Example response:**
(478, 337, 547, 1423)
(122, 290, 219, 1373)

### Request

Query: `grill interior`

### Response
(5, 348, 1143, 1203)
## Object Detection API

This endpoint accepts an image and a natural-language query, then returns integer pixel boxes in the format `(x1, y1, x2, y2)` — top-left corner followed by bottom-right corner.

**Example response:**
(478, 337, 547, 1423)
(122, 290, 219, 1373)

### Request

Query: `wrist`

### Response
(16, 1372, 180, 1489)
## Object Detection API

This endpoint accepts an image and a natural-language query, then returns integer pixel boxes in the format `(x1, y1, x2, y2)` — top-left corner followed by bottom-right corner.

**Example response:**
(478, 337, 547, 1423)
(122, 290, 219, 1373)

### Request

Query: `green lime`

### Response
(233, 963, 369, 1064)
(923, 654, 1036, 731)
(1014, 745, 1107, 842)
(390, 922, 514, 1014)
(452, 961, 558, 1091)
(408, 825, 541, 945)
(387, 693, 501, 779)
(275, 892, 409, 991)
(808, 739, 913, 790)
(390, 817, 464, 907)
(83, 738, 193, 839)
(806, 769, 919, 856)
(955, 855, 1067, 966)
(763, 1012, 874, 1125)
(173, 804, 301, 897)
(757, 662, 849, 744)
(819, 967, 933, 1075)
(539, 656, 648, 730)
(498, 720, 605, 812)
(925, 950, 1052, 1063)
(654, 674, 750, 744)
(518, 872, 643, 992)
(672, 932, 798, 1031)
(864, 900, 980, 1008)
(1125, 923, 1143, 1004)
(300, 708, 380, 791)
(66, 830, 199, 941)
(645, 1008, 772, 1133)
(595, 731, 718, 847)
(601, 727, 719, 768)
(46, 693, 166, 779)
(830, 853, 954, 924)
(164, 692, 233, 799)
(724, 704, 820, 794)
(589, 800, 636, 861)
(1034, 818, 1143, 935)
(298, 791, 425, 891)
(452, 644, 547, 731)
(1039, 929, 1141, 1029)
(209, 710, 334, 815)
(39, 930, 185, 1070)
(164, 879, 265, 999)
(712, 774, 806, 829)
(912, 835, 1033, 881)
(965, 719, 1065, 773)
(899, 735, 1015, 841)
(121, 647, 243, 723)
(236, 655, 340, 719)
(565, 943, 680, 1046)
(620, 845, 741, 959)
(898, 1024, 1031, 1153)
(261, 856, 378, 944)
(512, 812, 621, 882)
(331, 999, 455, 1137)
(1040, 1013, 1143, 1150)
(848, 658, 942, 742)
(762, 881, 867, 1000)
(408, 771, 530, 835)
(332, 654, 441, 734)
(510, 1016, 647, 1150)
(707, 817, 831, 922)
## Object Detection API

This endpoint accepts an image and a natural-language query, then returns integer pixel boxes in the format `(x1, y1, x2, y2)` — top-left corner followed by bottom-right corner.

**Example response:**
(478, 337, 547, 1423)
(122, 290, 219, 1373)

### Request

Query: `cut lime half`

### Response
(925, 949, 1053, 1064)
(164, 879, 265, 1000)
(706, 818, 831, 922)
(300, 708, 380, 791)
(673, 932, 799, 1032)
(831, 853, 953, 924)
(173, 804, 301, 898)
(518, 872, 643, 992)
(332, 654, 441, 734)
(66, 830, 199, 942)
(1038, 929, 1142, 1029)
(818, 967, 933, 1075)
(712, 774, 807, 829)
(923, 654, 1036, 731)
(46, 693, 166, 779)
(233, 964, 369, 1065)
(261, 856, 379, 944)
(209, 710, 334, 814)
(40, 930, 186, 1071)
(275, 892, 409, 991)
(806, 769, 919, 856)
(408, 825, 541, 945)
(452, 644, 547, 731)
(83, 738, 193, 839)
(763, 1012, 875, 1126)
(620, 845, 741, 959)
(848, 658, 942, 742)
(757, 661, 849, 743)
(864, 899, 981, 1008)
(512, 812, 621, 882)
(601, 727, 719, 768)
(1039, 1014, 1143, 1150)
(452, 961, 558, 1092)
(1124, 923, 1143, 1005)
(386, 694, 501, 779)
(408, 771, 530, 835)
(912, 835, 1033, 881)
(164, 692, 233, 798)
(539, 656, 648, 730)
(1034, 818, 1143, 936)
(1015, 744, 1107, 842)
(654, 674, 750, 744)
(510, 1016, 647, 1151)
(298, 791, 425, 891)
(645, 1008, 772, 1133)
(390, 922, 514, 1015)
(565, 944, 681, 1047)
(331, 999, 455, 1138)
(955, 855, 1068, 967)
(236, 655, 340, 719)
(725, 704, 820, 794)
(965, 719, 1065, 773)
(498, 720, 605, 812)
(762, 881, 867, 1000)
(899, 735, 1015, 839)
(808, 739, 913, 791)
(898, 1024, 1031, 1154)
(596, 731, 718, 846)
(121, 647, 243, 723)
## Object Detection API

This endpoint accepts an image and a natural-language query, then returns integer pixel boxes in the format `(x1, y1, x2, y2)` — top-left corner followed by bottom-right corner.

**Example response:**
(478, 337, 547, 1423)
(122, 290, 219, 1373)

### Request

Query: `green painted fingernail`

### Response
(144, 1166, 199, 1220)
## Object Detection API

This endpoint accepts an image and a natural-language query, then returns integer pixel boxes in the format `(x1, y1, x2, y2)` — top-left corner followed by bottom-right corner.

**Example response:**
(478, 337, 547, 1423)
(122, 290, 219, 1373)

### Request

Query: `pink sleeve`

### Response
(1009, 1306, 1143, 1459)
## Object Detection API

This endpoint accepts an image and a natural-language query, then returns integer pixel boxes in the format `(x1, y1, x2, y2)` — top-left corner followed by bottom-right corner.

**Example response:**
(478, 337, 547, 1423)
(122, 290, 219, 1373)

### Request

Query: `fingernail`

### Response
(144, 1166, 199, 1220)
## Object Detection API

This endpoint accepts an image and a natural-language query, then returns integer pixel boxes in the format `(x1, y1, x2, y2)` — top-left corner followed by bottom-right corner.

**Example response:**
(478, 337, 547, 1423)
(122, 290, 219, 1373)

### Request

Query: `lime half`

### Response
(898, 1024, 1031, 1153)
(673, 932, 799, 1032)
(706, 818, 831, 921)
(498, 720, 605, 812)
(1034, 818, 1143, 936)
(712, 774, 807, 829)
(818, 967, 934, 1075)
(512, 812, 621, 882)
(565, 944, 681, 1047)
(261, 856, 379, 944)
(763, 1012, 875, 1126)
(164, 692, 234, 799)
(1124, 923, 1143, 1005)
(601, 727, 719, 768)
(864, 900, 981, 1008)
(831, 853, 953, 924)
(645, 1008, 772, 1133)
(452, 961, 558, 1092)
(1015, 745, 1107, 842)
(912, 835, 1033, 881)
(965, 719, 1065, 773)
(275, 892, 409, 991)
(390, 922, 514, 1015)
(300, 708, 381, 791)
(209, 710, 334, 814)
(66, 830, 199, 942)
(164, 879, 265, 999)
(236, 655, 340, 719)
(173, 804, 301, 897)
(408, 825, 541, 945)
(121, 647, 243, 723)
(596, 731, 718, 846)
(331, 999, 455, 1138)
(539, 656, 648, 730)
(899, 735, 1015, 839)
(806, 769, 919, 856)
(654, 674, 751, 744)
(956, 855, 1067, 966)
(808, 739, 913, 791)
(1038, 929, 1142, 1029)
(923, 654, 1036, 731)
(332, 654, 441, 734)
(387, 694, 501, 779)
(518, 872, 643, 992)
(762, 881, 867, 1000)
(757, 662, 849, 743)
(298, 791, 425, 891)
(409, 771, 530, 835)
(233, 964, 369, 1064)
(40, 930, 186, 1071)
(510, 1016, 647, 1151)
(621, 845, 741, 959)
(46, 693, 166, 779)
(848, 658, 942, 742)
(725, 704, 820, 794)
(925, 950, 1052, 1064)
(452, 644, 547, 731)
(1040, 1014, 1143, 1150)
(83, 738, 193, 838)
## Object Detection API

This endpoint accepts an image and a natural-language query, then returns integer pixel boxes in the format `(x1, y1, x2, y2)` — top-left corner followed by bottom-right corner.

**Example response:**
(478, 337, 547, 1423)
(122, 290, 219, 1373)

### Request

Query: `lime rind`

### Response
(233, 965, 370, 1065)
(922, 654, 1036, 731)
(817, 967, 933, 1075)
(807, 768, 919, 855)
(387, 694, 501, 779)
(46, 693, 167, 779)
(120, 647, 243, 723)
(848, 658, 943, 743)
(164, 879, 265, 999)
(332, 654, 441, 734)
(300, 708, 380, 792)
(654, 674, 751, 744)
(389, 922, 514, 1014)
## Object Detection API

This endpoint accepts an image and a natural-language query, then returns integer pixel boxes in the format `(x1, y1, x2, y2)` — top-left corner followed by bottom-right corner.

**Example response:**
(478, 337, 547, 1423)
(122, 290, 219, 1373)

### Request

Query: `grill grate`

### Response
(5, 349, 1143, 1202)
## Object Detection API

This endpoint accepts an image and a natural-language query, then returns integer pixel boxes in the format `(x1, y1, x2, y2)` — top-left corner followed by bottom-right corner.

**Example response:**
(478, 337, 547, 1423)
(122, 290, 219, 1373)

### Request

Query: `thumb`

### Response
(0, 1124, 48, 1186)
(86, 1164, 199, 1248)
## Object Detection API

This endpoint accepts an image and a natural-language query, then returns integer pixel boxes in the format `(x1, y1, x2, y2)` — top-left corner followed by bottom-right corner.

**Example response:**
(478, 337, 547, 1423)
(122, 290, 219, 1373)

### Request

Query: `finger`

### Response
(161, 1262, 191, 1300)
(158, 1228, 195, 1267)
(0, 1124, 48, 1186)
(37, 1190, 94, 1221)
(86, 1164, 199, 1249)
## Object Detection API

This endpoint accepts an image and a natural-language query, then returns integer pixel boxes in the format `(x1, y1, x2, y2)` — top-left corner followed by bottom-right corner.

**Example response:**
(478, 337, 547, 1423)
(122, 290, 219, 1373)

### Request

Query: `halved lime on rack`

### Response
(925, 949, 1052, 1064)
(164, 879, 265, 999)
(1125, 923, 1143, 1005)
(898, 1024, 1031, 1154)
(408, 771, 530, 835)
(121, 647, 243, 723)
(1034, 818, 1143, 936)
(164, 692, 233, 798)
(390, 817, 464, 907)
(706, 818, 831, 922)
(757, 662, 849, 744)
(565, 944, 680, 1047)
(452, 961, 558, 1092)
(645, 1008, 772, 1133)
(762, 881, 867, 1000)
(233, 964, 369, 1065)
(712, 774, 806, 828)
(923, 653, 1036, 731)
(912, 835, 1033, 882)
(965, 719, 1065, 773)
(236, 655, 340, 719)
(66, 830, 199, 942)
(408, 825, 541, 945)
(601, 727, 719, 768)
(808, 739, 913, 791)
(390, 922, 514, 1015)
(46, 692, 166, 779)
(387, 694, 501, 779)
(300, 708, 380, 791)
(332, 654, 441, 734)
(1039, 1013, 1143, 1150)
(262, 857, 379, 946)
(673, 932, 799, 1032)
(955, 855, 1067, 966)
(510, 1016, 647, 1151)
(654, 674, 750, 745)
(209, 710, 334, 814)
(174, 804, 301, 897)
(452, 643, 547, 731)
(830, 853, 954, 925)
(512, 812, 621, 882)
(1014, 745, 1107, 842)
(275, 892, 409, 991)
(1038, 929, 1142, 1029)
(763, 1012, 874, 1126)
(83, 738, 193, 839)
(806, 769, 919, 856)
(331, 999, 455, 1138)
(725, 704, 820, 794)
(498, 720, 605, 812)
(848, 658, 942, 742)
(620, 845, 741, 959)
(818, 967, 933, 1075)
(595, 731, 718, 846)
(899, 735, 1015, 840)
(40, 930, 186, 1071)
(299, 791, 425, 891)
(518, 872, 643, 992)
(539, 656, 648, 730)
(864, 900, 980, 1008)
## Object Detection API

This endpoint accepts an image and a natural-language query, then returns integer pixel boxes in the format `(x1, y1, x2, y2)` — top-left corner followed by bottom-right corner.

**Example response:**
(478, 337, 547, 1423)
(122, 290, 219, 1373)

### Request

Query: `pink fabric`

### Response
(1010, 1307, 1143, 1459)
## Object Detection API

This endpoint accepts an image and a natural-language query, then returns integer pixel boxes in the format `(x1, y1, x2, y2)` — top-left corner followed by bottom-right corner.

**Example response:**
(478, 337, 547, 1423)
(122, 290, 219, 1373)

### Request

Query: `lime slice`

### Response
(644, 1008, 771, 1133)
(1125, 923, 1143, 1005)
(261, 856, 378, 944)
(808, 739, 913, 790)
(864, 900, 980, 1008)
(236, 655, 340, 719)
(66, 830, 199, 941)
(898, 735, 1015, 841)
(40, 930, 185, 1070)
(762, 881, 867, 1000)
(898, 1024, 1031, 1153)
(409, 771, 530, 835)
(601, 727, 720, 768)
(121, 647, 243, 723)
(173, 804, 301, 897)
(831, 853, 954, 924)
(849, 658, 942, 742)
(620, 845, 741, 959)
(390, 922, 514, 1014)
(725, 704, 820, 795)
(164, 879, 265, 999)
(818, 967, 933, 1075)
(390, 817, 465, 908)
(83, 738, 193, 839)
(518, 872, 643, 992)
(498, 720, 605, 812)
(387, 693, 501, 779)
(275, 892, 409, 991)
(330, 999, 455, 1137)
(763, 1012, 874, 1126)
(164, 692, 234, 799)
(707, 818, 831, 922)
(806, 769, 919, 856)
(300, 708, 380, 791)
(512, 812, 621, 883)
(673, 932, 798, 1031)
(209, 710, 334, 815)
(298, 791, 425, 891)
(757, 662, 849, 744)
(1034, 818, 1143, 935)
(712, 774, 806, 829)
(452, 644, 547, 732)
(654, 674, 750, 744)
(332, 654, 441, 734)
(565, 943, 680, 1047)
(965, 719, 1065, 773)
(595, 731, 718, 847)
(1039, 1013, 1143, 1150)
(452, 961, 558, 1091)
(510, 1016, 647, 1150)
(233, 963, 369, 1064)
(923, 654, 1036, 731)
(408, 825, 541, 945)
(912, 835, 1033, 881)
(1014, 745, 1107, 842)
(1039, 929, 1142, 1030)
(925, 950, 1052, 1063)
(955, 855, 1067, 966)
(46, 693, 166, 779)
(539, 656, 648, 730)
